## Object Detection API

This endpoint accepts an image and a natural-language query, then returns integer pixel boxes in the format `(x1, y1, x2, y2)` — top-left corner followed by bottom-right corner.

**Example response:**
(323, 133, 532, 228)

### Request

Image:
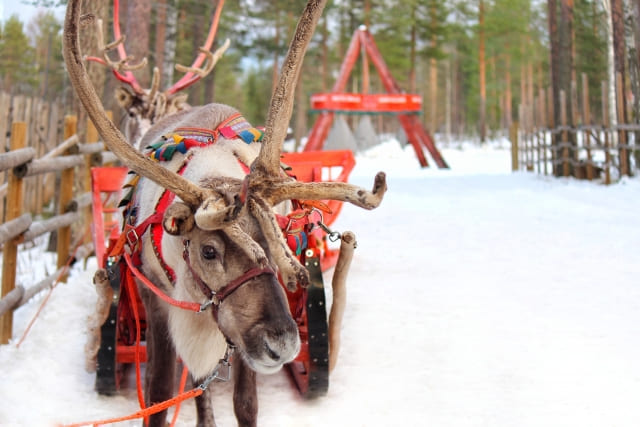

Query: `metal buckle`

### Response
(317, 219, 341, 242)
(198, 345, 235, 389)
(197, 294, 219, 313)
(125, 227, 139, 248)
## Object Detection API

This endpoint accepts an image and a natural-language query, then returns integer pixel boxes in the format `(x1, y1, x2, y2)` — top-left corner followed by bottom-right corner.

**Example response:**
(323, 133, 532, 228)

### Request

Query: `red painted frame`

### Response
(90, 148, 354, 396)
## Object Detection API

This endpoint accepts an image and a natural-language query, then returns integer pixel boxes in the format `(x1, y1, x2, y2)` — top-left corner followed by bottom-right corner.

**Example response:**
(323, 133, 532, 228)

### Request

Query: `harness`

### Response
(117, 112, 265, 286)
(105, 113, 283, 345)
(108, 111, 327, 382)
(88, 114, 337, 427)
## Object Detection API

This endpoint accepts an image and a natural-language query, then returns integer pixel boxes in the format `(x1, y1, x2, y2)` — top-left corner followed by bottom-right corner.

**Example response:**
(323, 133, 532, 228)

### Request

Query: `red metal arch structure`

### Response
(304, 26, 448, 169)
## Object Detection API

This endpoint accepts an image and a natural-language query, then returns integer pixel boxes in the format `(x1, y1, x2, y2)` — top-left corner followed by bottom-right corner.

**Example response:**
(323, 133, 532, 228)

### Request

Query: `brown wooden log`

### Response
(0, 136, 80, 197)
(616, 72, 628, 176)
(0, 213, 31, 246)
(56, 116, 76, 282)
(1, 122, 26, 344)
(18, 154, 85, 178)
(602, 80, 611, 185)
(43, 134, 79, 159)
(83, 118, 100, 245)
(540, 88, 548, 175)
(71, 192, 92, 211)
(0, 286, 24, 318)
(42, 102, 61, 207)
(23, 96, 32, 142)
(571, 80, 579, 172)
(0, 148, 36, 172)
(39, 134, 79, 208)
(0, 92, 9, 222)
(510, 121, 519, 171)
(581, 73, 593, 180)
(534, 95, 540, 173)
(77, 141, 105, 154)
(328, 231, 356, 373)
(34, 100, 48, 215)
(21, 211, 81, 243)
(560, 90, 569, 177)
(97, 151, 118, 165)
(19, 243, 93, 308)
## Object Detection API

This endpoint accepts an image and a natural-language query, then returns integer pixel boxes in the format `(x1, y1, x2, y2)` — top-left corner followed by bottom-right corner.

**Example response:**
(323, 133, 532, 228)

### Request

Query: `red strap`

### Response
(123, 264, 147, 414)
(60, 387, 203, 427)
(107, 212, 163, 258)
(123, 252, 203, 312)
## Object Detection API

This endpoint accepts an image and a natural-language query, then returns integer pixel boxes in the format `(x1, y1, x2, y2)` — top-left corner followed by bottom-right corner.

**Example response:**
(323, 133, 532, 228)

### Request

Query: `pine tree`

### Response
(573, 0, 606, 119)
(0, 16, 37, 93)
(27, 11, 65, 101)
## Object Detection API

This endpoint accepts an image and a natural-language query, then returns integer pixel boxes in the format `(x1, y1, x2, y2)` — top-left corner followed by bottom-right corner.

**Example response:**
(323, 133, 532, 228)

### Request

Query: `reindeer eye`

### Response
(201, 245, 217, 260)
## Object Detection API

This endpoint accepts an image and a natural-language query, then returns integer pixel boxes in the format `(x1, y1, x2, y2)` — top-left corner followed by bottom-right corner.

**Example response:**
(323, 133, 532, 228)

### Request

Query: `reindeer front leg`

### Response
(138, 286, 177, 427)
(193, 376, 216, 427)
(233, 357, 258, 427)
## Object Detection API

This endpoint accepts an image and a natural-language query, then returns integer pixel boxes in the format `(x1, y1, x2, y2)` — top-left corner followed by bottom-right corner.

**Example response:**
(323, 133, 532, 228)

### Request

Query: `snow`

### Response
(2, 137, 640, 426)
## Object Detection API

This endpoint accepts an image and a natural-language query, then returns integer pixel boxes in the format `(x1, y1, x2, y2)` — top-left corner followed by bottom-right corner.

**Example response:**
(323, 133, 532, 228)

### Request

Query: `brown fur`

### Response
(63, 2, 386, 425)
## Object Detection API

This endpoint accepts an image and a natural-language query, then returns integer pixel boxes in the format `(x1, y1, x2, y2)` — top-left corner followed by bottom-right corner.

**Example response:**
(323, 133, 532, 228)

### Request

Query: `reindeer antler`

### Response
(252, 0, 327, 178)
(167, 0, 228, 95)
(84, 17, 147, 94)
(63, 1, 209, 208)
(246, 0, 386, 209)
(65, 0, 386, 293)
(86, 0, 227, 98)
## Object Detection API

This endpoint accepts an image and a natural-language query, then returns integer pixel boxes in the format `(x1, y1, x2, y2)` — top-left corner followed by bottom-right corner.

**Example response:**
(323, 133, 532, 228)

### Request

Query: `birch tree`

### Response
(601, 0, 617, 144)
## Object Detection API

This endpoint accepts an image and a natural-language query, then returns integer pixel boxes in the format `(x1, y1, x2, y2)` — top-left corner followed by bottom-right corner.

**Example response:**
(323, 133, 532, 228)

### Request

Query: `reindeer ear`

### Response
(167, 93, 189, 112)
(163, 202, 195, 236)
(115, 86, 136, 111)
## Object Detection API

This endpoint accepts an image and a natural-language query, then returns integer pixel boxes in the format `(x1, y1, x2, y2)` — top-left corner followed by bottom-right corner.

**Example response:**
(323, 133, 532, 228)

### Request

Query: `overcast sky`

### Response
(0, 1, 65, 25)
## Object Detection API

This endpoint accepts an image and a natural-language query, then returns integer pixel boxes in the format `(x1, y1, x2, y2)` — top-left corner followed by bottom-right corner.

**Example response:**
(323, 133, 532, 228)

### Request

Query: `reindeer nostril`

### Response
(264, 343, 281, 362)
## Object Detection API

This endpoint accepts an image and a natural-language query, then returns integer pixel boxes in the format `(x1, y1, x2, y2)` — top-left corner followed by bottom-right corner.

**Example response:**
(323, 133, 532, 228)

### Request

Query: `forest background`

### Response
(0, 0, 638, 152)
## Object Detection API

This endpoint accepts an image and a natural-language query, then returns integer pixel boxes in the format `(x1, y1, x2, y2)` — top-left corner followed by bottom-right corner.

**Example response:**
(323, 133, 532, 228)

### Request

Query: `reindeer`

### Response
(85, 0, 230, 148)
(64, 0, 387, 425)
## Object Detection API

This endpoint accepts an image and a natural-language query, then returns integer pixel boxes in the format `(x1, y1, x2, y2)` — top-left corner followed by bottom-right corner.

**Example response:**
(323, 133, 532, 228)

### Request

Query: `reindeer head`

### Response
(161, 193, 300, 376)
(64, 0, 386, 377)
(85, 0, 229, 147)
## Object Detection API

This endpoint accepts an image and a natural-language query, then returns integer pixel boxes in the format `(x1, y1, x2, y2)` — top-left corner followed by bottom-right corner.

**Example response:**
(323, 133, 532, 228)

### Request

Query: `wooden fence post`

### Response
(539, 88, 548, 175)
(534, 95, 540, 173)
(571, 80, 579, 173)
(56, 115, 77, 282)
(602, 80, 611, 185)
(615, 72, 628, 176)
(582, 73, 593, 180)
(546, 86, 555, 174)
(84, 117, 99, 244)
(510, 121, 519, 171)
(1, 122, 27, 344)
(560, 90, 569, 177)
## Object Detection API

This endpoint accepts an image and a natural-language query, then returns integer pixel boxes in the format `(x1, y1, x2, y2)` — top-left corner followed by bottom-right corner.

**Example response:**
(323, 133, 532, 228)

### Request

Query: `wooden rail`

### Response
(0, 114, 118, 344)
(510, 74, 640, 182)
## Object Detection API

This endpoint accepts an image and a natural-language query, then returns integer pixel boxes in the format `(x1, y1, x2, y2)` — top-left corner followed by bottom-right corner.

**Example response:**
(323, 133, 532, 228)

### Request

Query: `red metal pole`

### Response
(332, 29, 362, 93)
(361, 29, 448, 168)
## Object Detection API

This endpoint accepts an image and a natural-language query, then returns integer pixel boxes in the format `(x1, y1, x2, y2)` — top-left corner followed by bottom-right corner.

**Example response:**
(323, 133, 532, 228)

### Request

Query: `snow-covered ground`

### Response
(1, 138, 640, 426)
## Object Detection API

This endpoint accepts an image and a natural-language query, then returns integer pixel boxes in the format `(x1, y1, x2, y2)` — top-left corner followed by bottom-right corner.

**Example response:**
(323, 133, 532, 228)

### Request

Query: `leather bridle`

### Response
(181, 239, 276, 321)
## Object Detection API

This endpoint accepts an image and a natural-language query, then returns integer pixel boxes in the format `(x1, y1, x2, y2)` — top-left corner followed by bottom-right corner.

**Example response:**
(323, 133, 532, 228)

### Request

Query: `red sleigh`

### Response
(90, 149, 355, 399)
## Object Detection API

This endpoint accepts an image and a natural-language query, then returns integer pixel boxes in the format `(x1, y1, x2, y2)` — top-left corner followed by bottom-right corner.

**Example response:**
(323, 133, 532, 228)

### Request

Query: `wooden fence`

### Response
(0, 92, 69, 221)
(510, 74, 640, 183)
(0, 114, 117, 344)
